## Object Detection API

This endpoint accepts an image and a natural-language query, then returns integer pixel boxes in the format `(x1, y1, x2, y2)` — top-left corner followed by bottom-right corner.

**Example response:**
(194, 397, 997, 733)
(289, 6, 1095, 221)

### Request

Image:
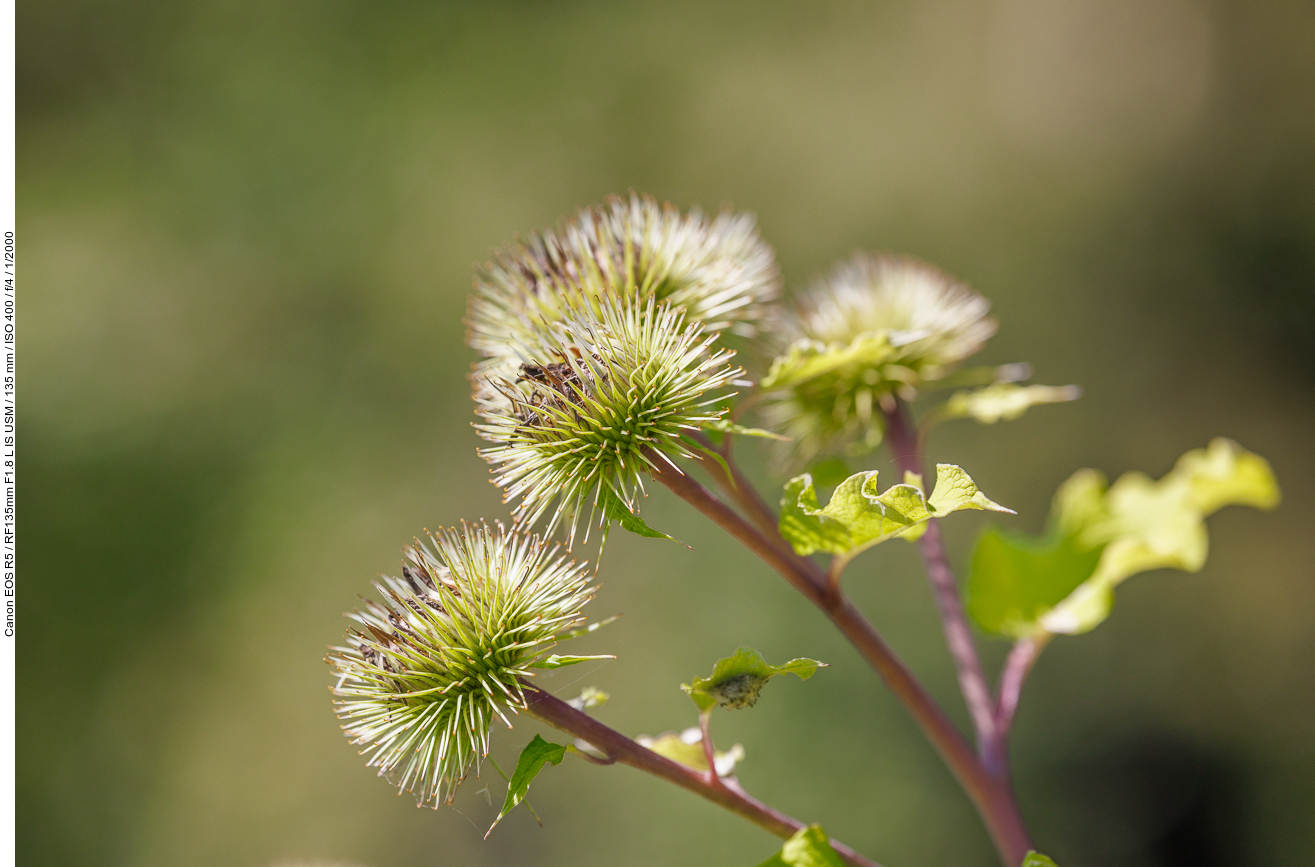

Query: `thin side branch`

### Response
(996, 633, 1051, 738)
(520, 684, 883, 867)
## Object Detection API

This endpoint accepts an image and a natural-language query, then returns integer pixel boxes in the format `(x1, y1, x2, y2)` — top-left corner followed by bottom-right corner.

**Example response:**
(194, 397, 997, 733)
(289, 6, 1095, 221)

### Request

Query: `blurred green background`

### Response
(17, 1, 1315, 865)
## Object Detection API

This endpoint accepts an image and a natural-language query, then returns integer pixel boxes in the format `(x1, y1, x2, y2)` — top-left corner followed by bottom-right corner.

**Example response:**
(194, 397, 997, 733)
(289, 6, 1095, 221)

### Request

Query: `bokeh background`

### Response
(18, 1, 1315, 865)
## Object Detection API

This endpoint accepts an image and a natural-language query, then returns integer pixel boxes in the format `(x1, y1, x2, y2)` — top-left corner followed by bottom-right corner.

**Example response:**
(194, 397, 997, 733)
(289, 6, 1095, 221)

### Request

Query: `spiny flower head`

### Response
(328, 522, 598, 808)
(466, 192, 779, 369)
(759, 253, 996, 464)
(475, 294, 742, 541)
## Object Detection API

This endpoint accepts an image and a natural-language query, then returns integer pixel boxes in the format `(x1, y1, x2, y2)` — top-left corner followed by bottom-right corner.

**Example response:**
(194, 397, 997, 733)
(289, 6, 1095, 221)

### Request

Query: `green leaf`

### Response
(967, 439, 1280, 638)
(1021, 852, 1060, 867)
(757, 825, 846, 867)
(806, 458, 852, 488)
(486, 735, 567, 837)
(967, 528, 1105, 639)
(942, 383, 1081, 424)
(761, 335, 896, 390)
(598, 485, 674, 541)
(703, 417, 791, 441)
(636, 727, 745, 776)
(682, 646, 827, 712)
(530, 653, 616, 669)
(779, 464, 1011, 558)
(927, 464, 1016, 515)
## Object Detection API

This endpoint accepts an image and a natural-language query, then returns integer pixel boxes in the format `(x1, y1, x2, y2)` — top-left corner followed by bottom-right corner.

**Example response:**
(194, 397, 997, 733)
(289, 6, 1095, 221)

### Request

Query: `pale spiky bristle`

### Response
(328, 521, 596, 808)
(475, 295, 742, 541)
(466, 192, 779, 369)
(785, 253, 995, 367)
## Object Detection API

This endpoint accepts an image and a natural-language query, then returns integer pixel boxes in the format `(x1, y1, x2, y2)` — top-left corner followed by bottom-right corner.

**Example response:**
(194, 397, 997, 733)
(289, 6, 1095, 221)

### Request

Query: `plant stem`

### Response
(520, 684, 883, 867)
(880, 399, 1003, 771)
(649, 458, 1033, 866)
(996, 633, 1051, 738)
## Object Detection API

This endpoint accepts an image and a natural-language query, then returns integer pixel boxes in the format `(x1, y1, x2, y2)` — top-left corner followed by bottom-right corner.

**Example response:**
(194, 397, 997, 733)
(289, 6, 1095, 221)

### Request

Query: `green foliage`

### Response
(967, 529, 1105, 639)
(1020, 852, 1060, 867)
(486, 735, 568, 837)
(967, 439, 1280, 638)
(780, 464, 1012, 559)
(760, 335, 897, 391)
(941, 383, 1080, 424)
(683, 646, 826, 712)
(757, 825, 846, 867)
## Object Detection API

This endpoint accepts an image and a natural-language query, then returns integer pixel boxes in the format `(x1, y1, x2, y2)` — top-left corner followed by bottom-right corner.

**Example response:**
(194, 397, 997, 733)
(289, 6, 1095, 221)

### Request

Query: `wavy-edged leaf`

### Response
(486, 735, 567, 837)
(682, 645, 826, 712)
(757, 825, 846, 867)
(968, 439, 1280, 638)
(780, 464, 1011, 558)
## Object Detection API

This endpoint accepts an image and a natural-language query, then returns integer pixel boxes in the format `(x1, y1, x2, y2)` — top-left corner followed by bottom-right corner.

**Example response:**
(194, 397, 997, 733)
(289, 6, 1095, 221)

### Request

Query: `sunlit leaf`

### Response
(967, 439, 1280, 638)
(486, 735, 567, 837)
(967, 528, 1105, 639)
(682, 646, 826, 712)
(942, 383, 1080, 424)
(779, 464, 1011, 558)
(757, 825, 846, 867)
(1021, 852, 1060, 867)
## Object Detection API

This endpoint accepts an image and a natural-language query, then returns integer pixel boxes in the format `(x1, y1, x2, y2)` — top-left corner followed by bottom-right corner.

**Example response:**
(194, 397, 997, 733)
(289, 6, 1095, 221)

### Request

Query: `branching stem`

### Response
(520, 684, 883, 867)
(996, 633, 1051, 738)
(881, 399, 1003, 771)
(649, 455, 1032, 866)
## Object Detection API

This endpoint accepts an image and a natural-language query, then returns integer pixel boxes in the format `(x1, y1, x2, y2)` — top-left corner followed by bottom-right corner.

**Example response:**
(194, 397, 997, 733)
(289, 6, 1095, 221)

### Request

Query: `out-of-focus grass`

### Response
(19, 2, 1315, 866)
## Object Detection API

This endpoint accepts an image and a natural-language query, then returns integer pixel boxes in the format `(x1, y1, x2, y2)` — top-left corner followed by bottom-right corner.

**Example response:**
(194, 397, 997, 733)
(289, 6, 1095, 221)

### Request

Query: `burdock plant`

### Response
(328, 195, 1280, 867)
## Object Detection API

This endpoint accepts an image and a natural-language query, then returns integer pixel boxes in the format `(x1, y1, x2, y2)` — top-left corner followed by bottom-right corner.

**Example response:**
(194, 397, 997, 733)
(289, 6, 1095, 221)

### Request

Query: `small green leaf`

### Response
(761, 335, 896, 390)
(927, 464, 1016, 515)
(1021, 852, 1060, 867)
(486, 735, 567, 837)
(942, 383, 1081, 424)
(779, 464, 1011, 558)
(703, 417, 791, 441)
(598, 485, 674, 541)
(757, 825, 846, 867)
(531, 654, 616, 669)
(637, 727, 745, 775)
(682, 646, 826, 712)
(566, 686, 609, 711)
